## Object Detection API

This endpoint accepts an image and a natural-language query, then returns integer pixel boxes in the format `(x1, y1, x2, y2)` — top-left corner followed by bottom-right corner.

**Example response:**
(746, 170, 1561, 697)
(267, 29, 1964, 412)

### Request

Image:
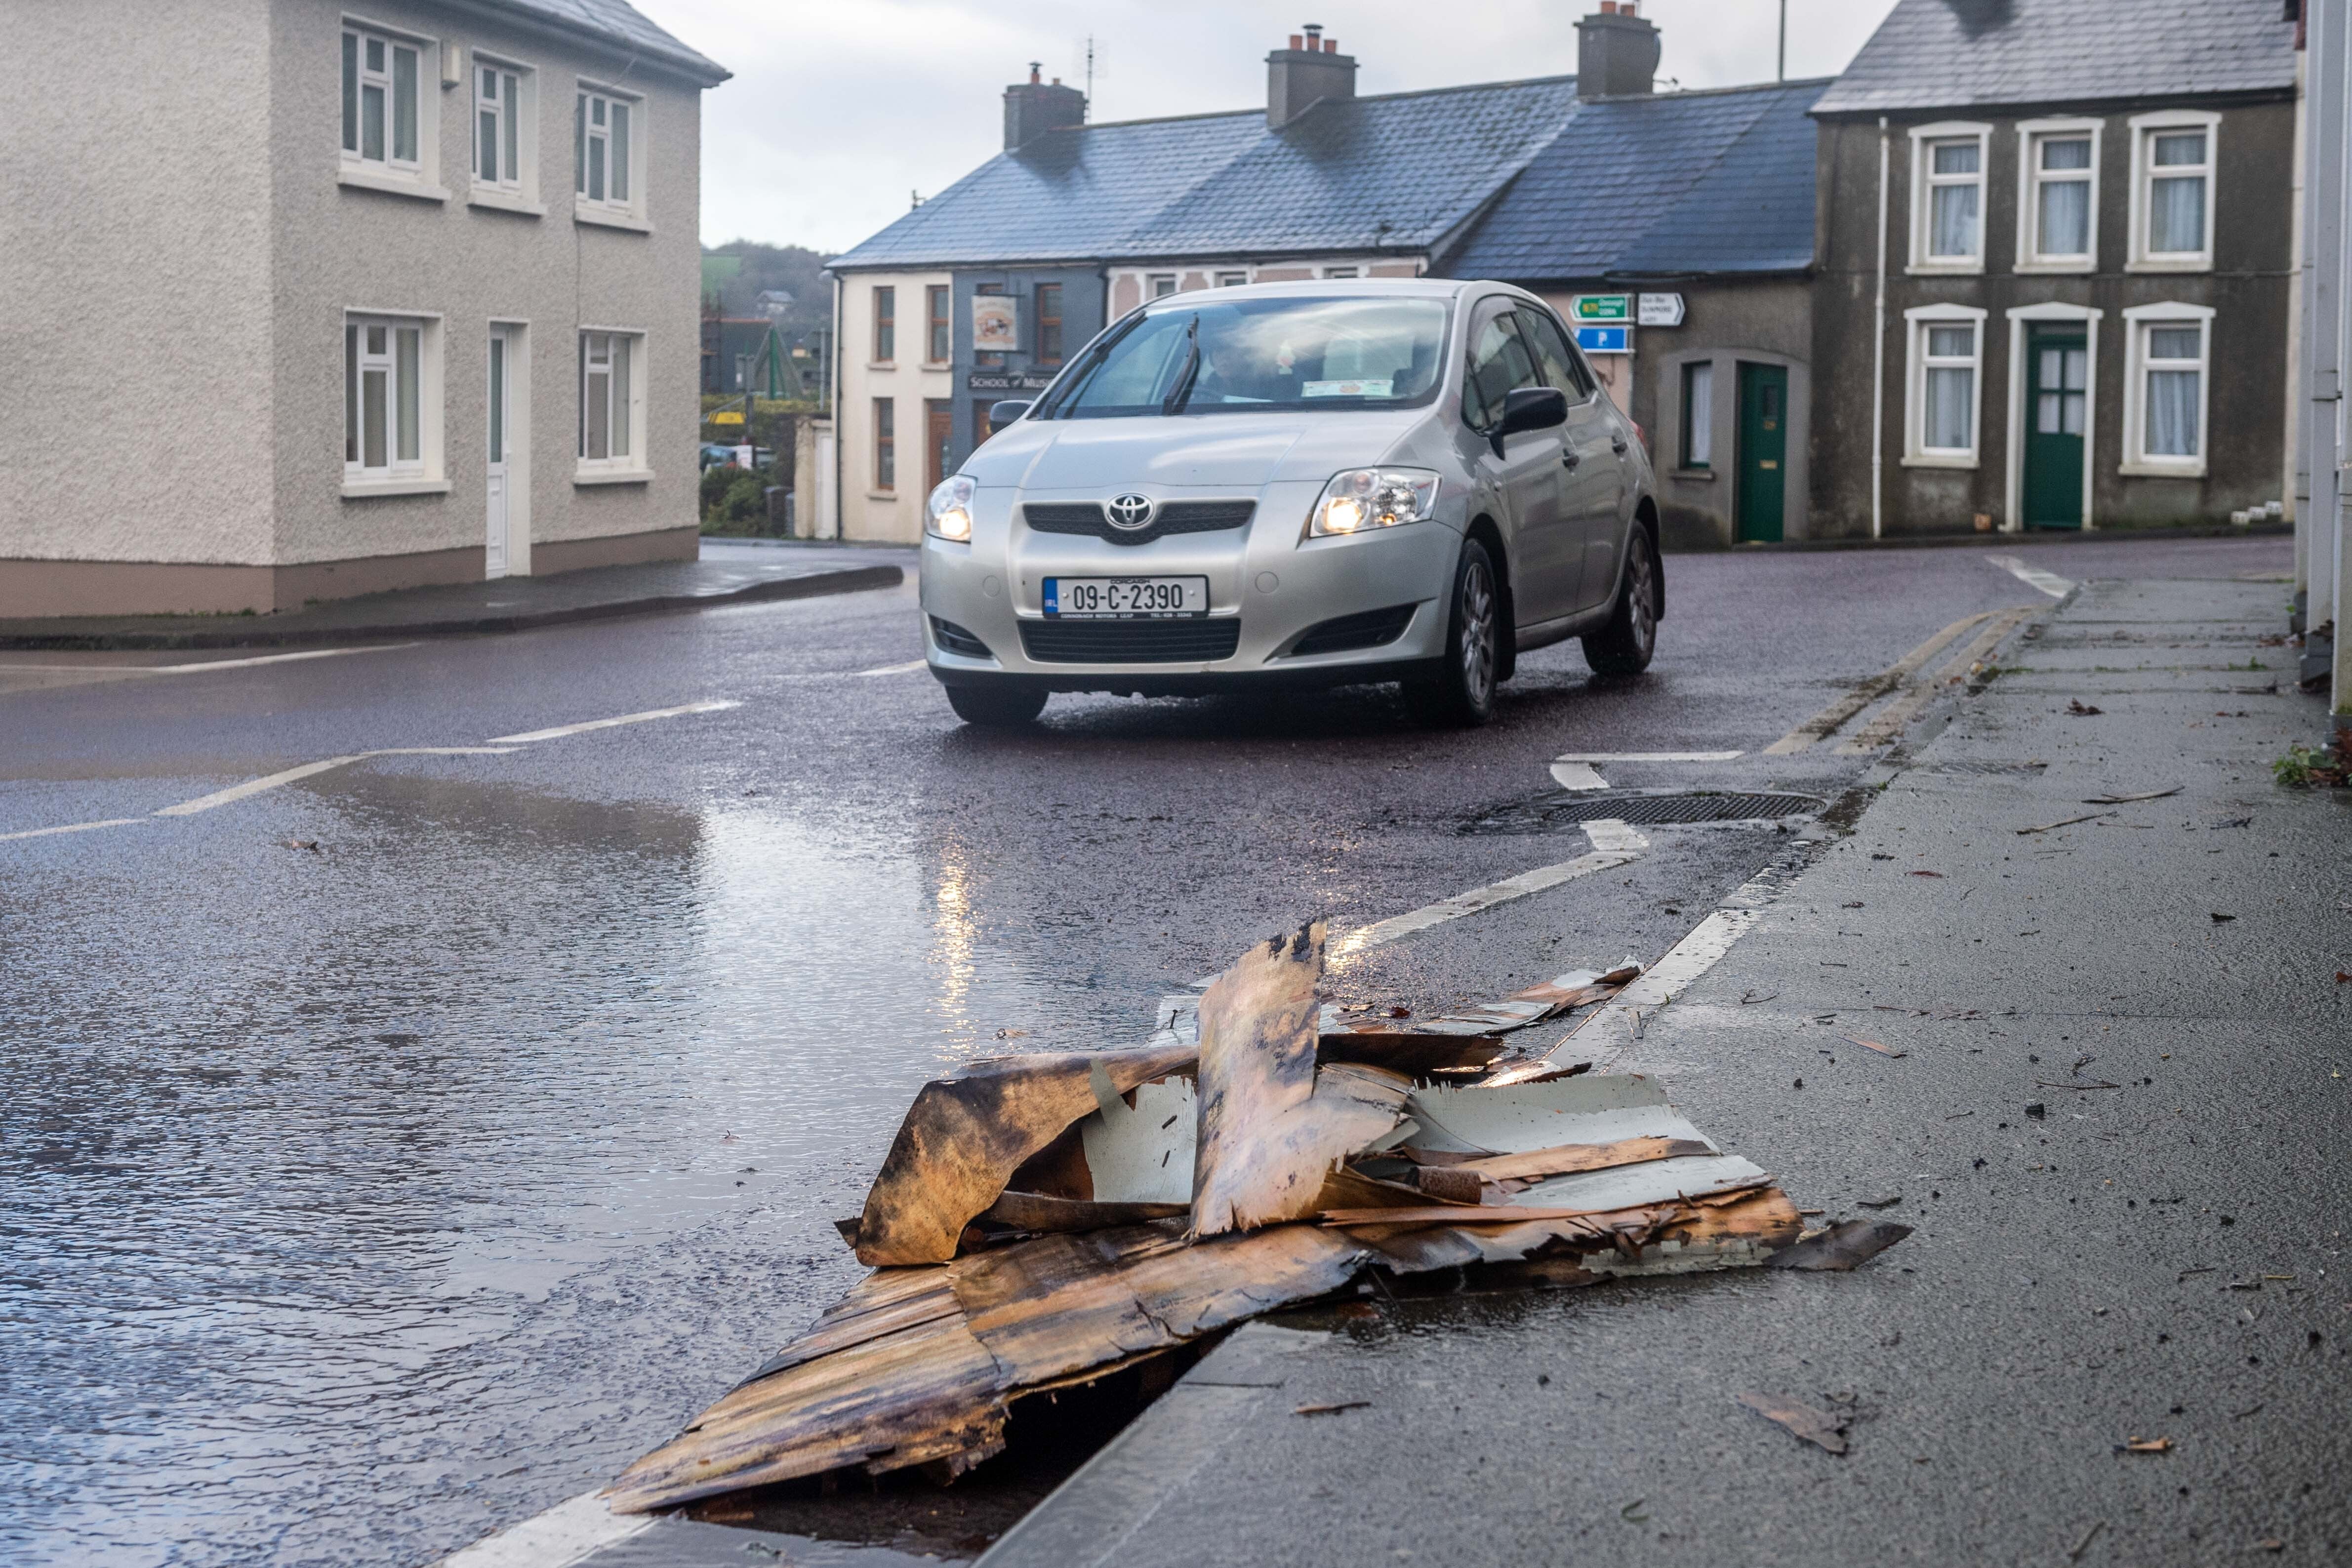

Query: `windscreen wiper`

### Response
(1161, 315, 1202, 415)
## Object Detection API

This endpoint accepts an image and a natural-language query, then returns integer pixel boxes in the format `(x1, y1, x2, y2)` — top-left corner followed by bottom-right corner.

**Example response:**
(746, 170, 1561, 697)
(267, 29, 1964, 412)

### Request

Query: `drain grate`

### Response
(1465, 790, 1826, 835)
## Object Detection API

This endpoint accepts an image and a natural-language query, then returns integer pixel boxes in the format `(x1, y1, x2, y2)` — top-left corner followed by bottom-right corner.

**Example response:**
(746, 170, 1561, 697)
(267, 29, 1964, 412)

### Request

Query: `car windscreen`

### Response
(1036, 296, 1451, 418)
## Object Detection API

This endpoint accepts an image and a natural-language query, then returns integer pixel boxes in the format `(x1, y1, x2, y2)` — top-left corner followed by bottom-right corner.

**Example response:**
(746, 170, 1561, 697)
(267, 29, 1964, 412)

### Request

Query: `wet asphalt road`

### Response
(0, 532, 2291, 1568)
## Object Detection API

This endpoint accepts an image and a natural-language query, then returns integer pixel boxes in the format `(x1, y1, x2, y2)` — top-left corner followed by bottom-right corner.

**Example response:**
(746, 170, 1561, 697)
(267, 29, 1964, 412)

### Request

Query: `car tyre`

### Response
(1404, 538, 1501, 728)
(1582, 524, 1659, 677)
(944, 683, 1048, 727)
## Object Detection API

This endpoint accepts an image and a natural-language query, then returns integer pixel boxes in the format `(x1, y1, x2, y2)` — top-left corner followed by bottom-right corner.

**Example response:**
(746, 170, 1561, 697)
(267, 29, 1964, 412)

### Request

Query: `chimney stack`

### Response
(1266, 22, 1356, 128)
(1576, 2, 1660, 98)
(1003, 63, 1087, 151)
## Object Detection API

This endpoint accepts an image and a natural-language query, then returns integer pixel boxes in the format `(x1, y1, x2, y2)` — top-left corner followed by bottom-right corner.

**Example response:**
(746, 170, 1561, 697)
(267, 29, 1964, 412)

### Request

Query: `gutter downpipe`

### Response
(1872, 115, 1889, 540)
(830, 272, 845, 540)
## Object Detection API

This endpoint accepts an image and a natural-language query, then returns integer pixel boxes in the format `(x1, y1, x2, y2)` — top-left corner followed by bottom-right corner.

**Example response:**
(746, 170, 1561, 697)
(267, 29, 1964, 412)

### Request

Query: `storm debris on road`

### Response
(1738, 1391, 1853, 1454)
(604, 925, 1877, 1514)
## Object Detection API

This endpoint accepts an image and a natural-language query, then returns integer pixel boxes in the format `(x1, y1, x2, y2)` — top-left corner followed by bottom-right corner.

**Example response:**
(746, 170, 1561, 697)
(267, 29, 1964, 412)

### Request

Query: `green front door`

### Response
(2023, 327, 2087, 529)
(1736, 362, 1786, 543)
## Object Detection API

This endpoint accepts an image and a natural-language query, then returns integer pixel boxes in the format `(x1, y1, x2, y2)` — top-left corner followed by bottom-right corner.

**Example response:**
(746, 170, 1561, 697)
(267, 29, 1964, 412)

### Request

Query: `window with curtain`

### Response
(1681, 361, 1713, 468)
(1924, 138, 1982, 260)
(475, 64, 523, 190)
(341, 28, 421, 173)
(578, 331, 640, 466)
(1918, 321, 1977, 454)
(2031, 134, 2093, 260)
(575, 88, 636, 209)
(2144, 129, 2210, 258)
(345, 315, 426, 478)
(2142, 323, 2203, 458)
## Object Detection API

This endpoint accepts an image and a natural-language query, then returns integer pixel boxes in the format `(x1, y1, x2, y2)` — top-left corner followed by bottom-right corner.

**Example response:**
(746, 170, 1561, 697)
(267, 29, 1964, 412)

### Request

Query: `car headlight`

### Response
(927, 474, 975, 541)
(1307, 468, 1440, 537)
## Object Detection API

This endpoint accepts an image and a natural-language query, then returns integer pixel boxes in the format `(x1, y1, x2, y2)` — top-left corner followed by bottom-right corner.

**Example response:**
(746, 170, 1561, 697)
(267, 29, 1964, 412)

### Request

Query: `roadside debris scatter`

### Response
(604, 924, 1891, 1513)
(1738, 1391, 1854, 1454)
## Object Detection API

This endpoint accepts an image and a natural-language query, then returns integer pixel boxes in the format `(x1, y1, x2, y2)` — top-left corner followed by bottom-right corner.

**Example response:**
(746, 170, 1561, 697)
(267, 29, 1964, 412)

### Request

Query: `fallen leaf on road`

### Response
(2016, 811, 2115, 835)
(2337, 972, 2350, 984)
(2084, 786, 2182, 804)
(1842, 1035, 1906, 1058)
(2068, 699, 2104, 716)
(2115, 1436, 2173, 1454)
(1738, 1392, 1851, 1454)
(1294, 1401, 1371, 1417)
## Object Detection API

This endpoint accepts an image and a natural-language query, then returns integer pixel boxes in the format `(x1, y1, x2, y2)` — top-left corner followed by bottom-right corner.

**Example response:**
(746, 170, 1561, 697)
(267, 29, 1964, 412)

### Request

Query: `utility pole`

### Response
(1778, 0, 1787, 81)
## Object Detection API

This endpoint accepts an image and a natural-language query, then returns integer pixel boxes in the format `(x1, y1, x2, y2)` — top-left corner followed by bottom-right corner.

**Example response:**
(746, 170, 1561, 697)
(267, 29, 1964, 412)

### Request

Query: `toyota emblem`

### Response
(1105, 493, 1156, 531)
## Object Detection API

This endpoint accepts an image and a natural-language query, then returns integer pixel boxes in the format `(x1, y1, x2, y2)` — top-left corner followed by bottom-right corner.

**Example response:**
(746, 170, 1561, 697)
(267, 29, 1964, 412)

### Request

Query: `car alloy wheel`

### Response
(1459, 554, 1497, 709)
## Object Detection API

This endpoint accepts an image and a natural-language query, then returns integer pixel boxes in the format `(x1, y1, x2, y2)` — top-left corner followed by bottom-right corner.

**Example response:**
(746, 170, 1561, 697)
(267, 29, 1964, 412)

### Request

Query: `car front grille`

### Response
(1289, 603, 1418, 656)
(1022, 500, 1256, 545)
(1018, 618, 1243, 664)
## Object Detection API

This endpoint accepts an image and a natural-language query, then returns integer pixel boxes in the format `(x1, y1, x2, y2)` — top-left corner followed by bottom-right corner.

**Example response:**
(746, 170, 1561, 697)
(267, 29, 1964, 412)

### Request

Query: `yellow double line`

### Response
(1765, 608, 2036, 757)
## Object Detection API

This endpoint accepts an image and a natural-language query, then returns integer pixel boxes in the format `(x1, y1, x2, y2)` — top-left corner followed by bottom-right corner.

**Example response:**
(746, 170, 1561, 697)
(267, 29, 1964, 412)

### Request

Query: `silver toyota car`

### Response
(919, 279, 1662, 727)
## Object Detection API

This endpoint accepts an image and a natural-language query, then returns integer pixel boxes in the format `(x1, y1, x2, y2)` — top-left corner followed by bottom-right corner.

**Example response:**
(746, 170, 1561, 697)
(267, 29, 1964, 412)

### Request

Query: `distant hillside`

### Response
(703, 241, 836, 352)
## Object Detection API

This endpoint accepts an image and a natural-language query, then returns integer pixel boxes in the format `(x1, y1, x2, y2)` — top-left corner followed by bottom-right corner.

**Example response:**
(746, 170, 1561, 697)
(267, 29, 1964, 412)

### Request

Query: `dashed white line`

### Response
(0, 644, 416, 678)
(435, 1490, 651, 1568)
(1987, 553, 2074, 599)
(488, 699, 741, 745)
(1549, 761, 1609, 791)
(1332, 820, 1649, 959)
(152, 748, 517, 817)
(0, 818, 145, 843)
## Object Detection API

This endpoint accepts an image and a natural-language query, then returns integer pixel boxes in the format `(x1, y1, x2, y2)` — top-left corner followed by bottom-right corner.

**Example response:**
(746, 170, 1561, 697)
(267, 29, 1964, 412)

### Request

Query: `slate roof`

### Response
(828, 77, 1582, 271)
(479, 0, 728, 84)
(1810, 0, 2296, 117)
(1448, 79, 1825, 282)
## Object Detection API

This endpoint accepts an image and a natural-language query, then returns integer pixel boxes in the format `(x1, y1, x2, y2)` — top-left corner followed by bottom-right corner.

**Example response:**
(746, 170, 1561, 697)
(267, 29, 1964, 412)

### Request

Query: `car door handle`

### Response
(1611, 435, 1629, 454)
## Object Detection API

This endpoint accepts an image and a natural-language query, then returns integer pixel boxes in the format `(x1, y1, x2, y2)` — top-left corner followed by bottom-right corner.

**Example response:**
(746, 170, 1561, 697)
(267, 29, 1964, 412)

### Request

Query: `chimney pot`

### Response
(1289, 33, 1302, 49)
(1267, 25, 1357, 127)
(1324, 38, 1337, 52)
(1600, 0, 1616, 12)
(1028, 61, 1040, 83)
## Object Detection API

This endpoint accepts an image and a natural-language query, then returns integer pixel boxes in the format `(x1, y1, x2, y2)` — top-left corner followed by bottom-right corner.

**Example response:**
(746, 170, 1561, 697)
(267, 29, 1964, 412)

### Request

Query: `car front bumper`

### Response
(919, 489, 1461, 693)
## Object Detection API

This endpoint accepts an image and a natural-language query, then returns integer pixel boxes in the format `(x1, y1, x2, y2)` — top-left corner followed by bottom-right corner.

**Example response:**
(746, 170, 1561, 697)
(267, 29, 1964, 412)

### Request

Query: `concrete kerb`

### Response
(0, 563, 904, 651)
(1694, 523, 2291, 555)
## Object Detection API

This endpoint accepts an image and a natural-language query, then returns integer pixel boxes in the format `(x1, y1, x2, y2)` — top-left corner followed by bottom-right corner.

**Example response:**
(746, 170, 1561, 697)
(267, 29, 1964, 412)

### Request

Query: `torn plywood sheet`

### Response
(853, 1042, 1195, 1266)
(1192, 924, 1413, 1237)
(1402, 1074, 1712, 1157)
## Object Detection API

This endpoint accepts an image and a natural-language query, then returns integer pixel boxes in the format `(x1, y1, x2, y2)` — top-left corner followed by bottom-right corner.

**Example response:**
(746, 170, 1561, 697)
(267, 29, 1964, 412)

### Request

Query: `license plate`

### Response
(1042, 576, 1208, 619)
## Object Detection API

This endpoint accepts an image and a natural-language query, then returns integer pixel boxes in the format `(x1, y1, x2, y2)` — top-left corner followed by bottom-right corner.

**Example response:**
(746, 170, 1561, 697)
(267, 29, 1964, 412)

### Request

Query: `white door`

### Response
(486, 328, 511, 576)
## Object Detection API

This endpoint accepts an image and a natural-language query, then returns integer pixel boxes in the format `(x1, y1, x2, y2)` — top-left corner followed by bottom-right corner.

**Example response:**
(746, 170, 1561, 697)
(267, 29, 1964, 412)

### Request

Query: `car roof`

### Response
(1130, 278, 1546, 313)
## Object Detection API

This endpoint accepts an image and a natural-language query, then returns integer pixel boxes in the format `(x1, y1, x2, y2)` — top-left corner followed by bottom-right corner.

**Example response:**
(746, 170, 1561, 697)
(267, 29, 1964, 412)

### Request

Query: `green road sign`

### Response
(1570, 294, 1631, 323)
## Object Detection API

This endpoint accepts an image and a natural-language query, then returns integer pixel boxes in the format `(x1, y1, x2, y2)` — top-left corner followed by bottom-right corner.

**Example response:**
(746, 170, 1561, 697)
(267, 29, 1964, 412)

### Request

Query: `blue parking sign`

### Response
(1574, 325, 1629, 355)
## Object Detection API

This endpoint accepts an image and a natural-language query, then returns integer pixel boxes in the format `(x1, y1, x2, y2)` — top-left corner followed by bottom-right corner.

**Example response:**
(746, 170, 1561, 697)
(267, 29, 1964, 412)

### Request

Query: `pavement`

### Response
(0, 539, 907, 649)
(0, 532, 2330, 1568)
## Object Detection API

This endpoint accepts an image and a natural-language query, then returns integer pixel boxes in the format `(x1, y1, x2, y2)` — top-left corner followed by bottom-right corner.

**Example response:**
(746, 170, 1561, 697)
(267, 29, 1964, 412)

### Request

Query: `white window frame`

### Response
(2001, 303, 2104, 532)
(1902, 303, 1988, 468)
(574, 82, 648, 230)
(1322, 265, 1361, 279)
(1907, 121, 1992, 275)
(470, 55, 543, 215)
(1148, 274, 1177, 299)
(2015, 118, 2101, 274)
(343, 310, 445, 495)
(1215, 271, 1249, 287)
(2119, 302, 2214, 477)
(2127, 110, 2218, 273)
(576, 327, 649, 481)
(339, 19, 442, 200)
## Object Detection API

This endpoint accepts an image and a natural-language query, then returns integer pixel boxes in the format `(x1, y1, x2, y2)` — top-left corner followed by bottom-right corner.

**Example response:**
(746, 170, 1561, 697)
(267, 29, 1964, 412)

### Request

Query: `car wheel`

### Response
(944, 683, 1048, 726)
(1405, 538, 1500, 727)
(1582, 525, 1659, 677)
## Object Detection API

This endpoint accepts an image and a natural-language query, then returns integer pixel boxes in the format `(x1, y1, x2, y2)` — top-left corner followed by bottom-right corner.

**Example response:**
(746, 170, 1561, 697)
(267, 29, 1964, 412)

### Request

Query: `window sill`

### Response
(2119, 459, 2207, 479)
(574, 204, 652, 234)
(1667, 467, 1716, 482)
(575, 467, 654, 486)
(343, 477, 450, 498)
(339, 167, 450, 203)
(468, 186, 546, 217)
(866, 489, 898, 500)
(1900, 453, 1979, 470)
(2016, 258, 2095, 274)
(1906, 260, 1985, 277)
(867, 362, 897, 372)
(2126, 257, 2213, 274)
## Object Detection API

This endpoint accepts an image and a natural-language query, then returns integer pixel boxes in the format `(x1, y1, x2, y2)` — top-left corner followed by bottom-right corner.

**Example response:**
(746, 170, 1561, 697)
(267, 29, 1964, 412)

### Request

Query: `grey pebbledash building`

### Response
(0, 0, 726, 618)
(1806, 0, 2301, 537)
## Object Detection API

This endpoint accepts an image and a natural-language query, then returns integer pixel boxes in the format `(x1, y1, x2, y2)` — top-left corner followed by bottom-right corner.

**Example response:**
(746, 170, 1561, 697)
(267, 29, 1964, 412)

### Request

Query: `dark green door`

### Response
(1736, 362, 1786, 543)
(2023, 327, 2087, 529)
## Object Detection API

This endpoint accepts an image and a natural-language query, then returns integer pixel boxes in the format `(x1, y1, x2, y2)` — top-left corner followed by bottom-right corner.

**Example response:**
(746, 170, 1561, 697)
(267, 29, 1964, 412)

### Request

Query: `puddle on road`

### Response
(0, 773, 1143, 1568)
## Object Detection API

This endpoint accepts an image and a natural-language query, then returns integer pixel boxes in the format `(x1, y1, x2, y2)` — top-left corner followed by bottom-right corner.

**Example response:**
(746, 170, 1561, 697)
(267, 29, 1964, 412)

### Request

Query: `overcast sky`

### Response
(645, 0, 1903, 254)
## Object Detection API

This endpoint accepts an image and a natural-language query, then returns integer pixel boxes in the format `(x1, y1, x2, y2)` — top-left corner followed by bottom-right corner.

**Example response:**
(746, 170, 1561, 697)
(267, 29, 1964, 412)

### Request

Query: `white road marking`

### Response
(0, 644, 415, 678)
(855, 659, 928, 676)
(488, 699, 741, 745)
(1834, 607, 2034, 755)
(1554, 752, 1743, 763)
(435, 1490, 652, 1568)
(0, 817, 145, 843)
(1763, 612, 1993, 756)
(1987, 553, 2074, 599)
(1549, 760, 1608, 791)
(1333, 820, 1648, 959)
(152, 748, 517, 817)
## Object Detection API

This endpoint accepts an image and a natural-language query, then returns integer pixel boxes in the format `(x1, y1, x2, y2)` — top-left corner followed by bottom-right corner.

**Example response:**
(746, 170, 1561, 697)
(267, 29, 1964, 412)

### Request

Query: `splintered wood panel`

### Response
(854, 1042, 1196, 1266)
(1438, 1135, 1716, 1185)
(605, 1300, 1006, 1513)
(737, 1268, 963, 1384)
(1192, 925, 1328, 1236)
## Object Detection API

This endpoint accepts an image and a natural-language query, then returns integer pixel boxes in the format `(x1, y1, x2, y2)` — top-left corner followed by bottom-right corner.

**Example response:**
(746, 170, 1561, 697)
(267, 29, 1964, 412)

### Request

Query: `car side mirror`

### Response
(1494, 386, 1567, 456)
(989, 401, 1032, 429)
